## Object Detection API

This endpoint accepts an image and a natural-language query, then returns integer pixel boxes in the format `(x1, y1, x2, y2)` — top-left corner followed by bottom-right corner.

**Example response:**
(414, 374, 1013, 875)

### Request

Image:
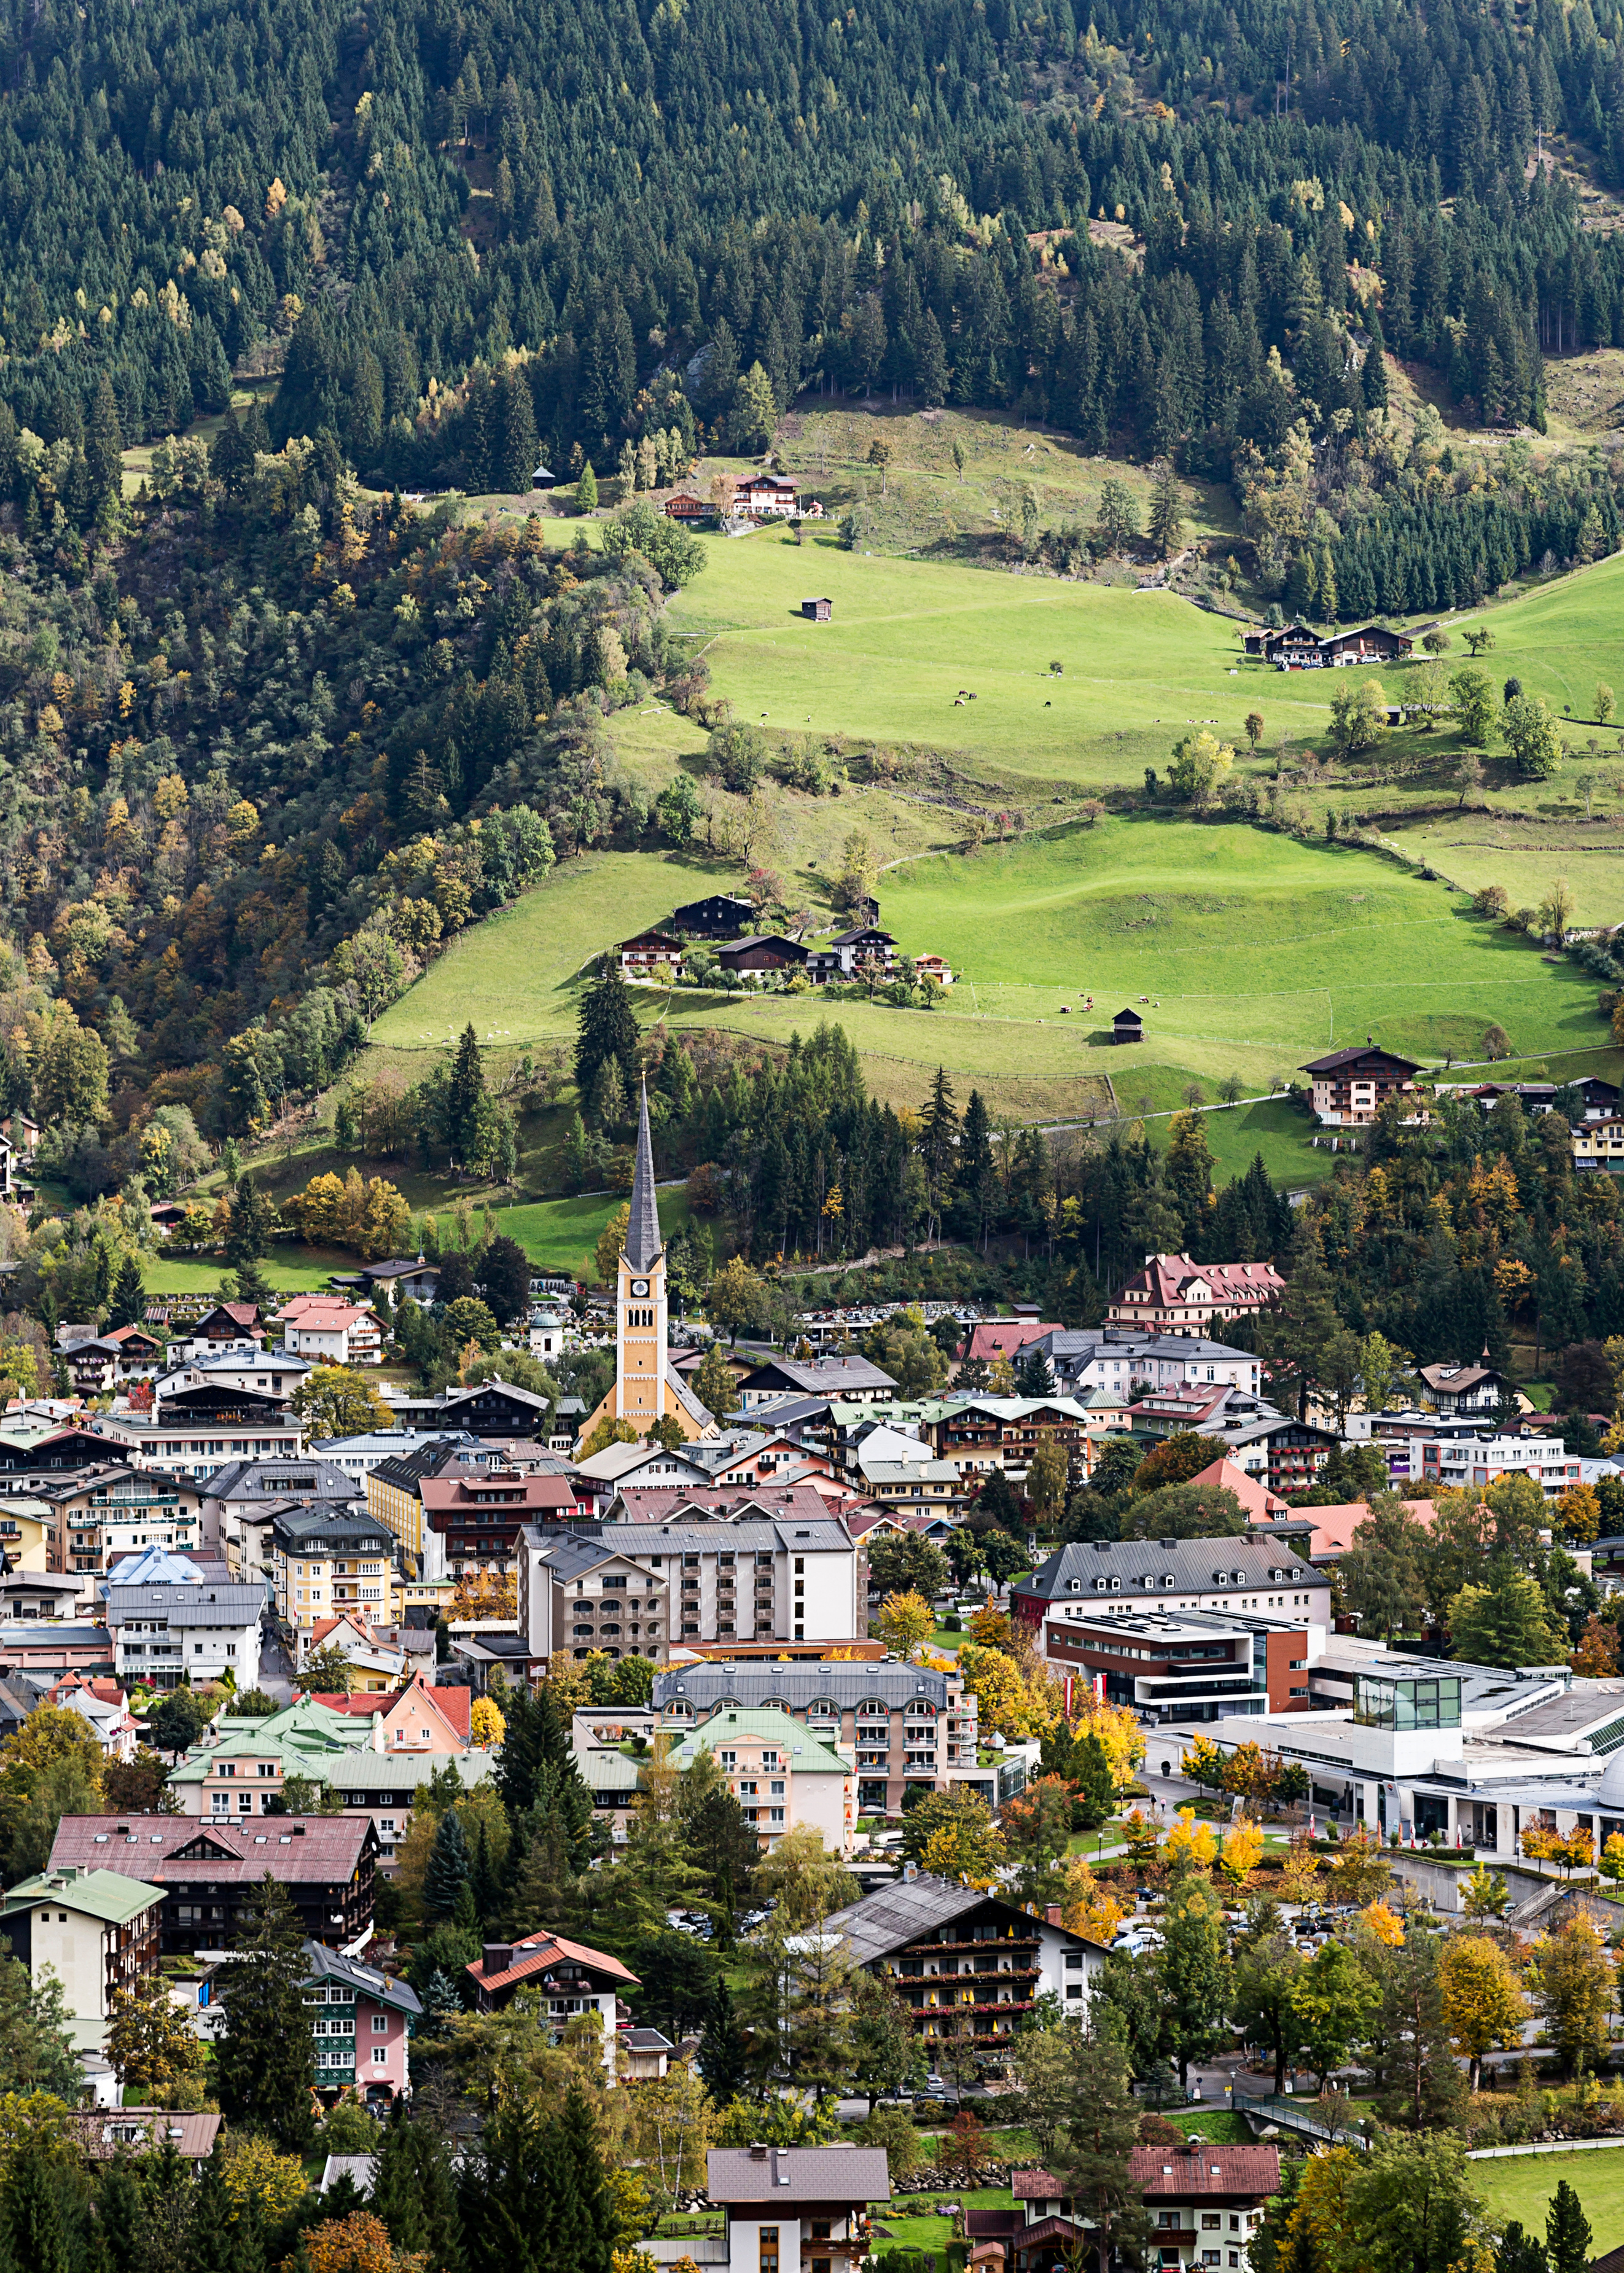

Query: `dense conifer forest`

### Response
(3, 0, 1624, 482)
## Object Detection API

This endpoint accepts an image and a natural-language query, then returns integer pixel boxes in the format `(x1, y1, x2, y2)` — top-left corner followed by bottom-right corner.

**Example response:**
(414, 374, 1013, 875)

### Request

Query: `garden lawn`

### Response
(1473, 2147, 1624, 2252)
(877, 2188, 1014, 2255)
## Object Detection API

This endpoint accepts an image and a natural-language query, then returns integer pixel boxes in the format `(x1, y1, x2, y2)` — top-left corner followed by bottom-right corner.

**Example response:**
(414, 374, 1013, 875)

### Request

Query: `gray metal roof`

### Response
(1037, 1328, 1257, 1365)
(200, 1460, 361, 1503)
(1017, 1535, 1326, 1605)
(537, 1521, 854, 1566)
(825, 1872, 1108, 1965)
(655, 1666, 956, 1712)
(627, 1081, 663, 1274)
(103, 1585, 264, 1626)
(707, 2146, 891, 2206)
(740, 1355, 897, 1393)
(302, 1938, 423, 2017)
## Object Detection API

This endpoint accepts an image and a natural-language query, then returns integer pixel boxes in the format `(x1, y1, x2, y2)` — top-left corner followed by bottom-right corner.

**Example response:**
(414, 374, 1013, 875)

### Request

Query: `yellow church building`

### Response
(577, 1082, 714, 1451)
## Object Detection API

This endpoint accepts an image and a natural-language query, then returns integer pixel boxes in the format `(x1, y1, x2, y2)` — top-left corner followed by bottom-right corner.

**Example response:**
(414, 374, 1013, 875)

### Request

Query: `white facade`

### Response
(105, 1582, 265, 1692)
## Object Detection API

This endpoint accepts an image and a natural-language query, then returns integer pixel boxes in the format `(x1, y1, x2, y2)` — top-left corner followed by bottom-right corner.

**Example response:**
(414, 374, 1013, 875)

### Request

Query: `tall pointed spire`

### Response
(625, 1077, 662, 1271)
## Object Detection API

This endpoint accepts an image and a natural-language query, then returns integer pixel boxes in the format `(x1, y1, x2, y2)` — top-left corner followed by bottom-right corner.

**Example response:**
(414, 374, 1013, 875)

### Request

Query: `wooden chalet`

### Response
(716, 934, 807, 975)
(618, 928, 686, 978)
(673, 892, 754, 938)
(1300, 1043, 1421, 1126)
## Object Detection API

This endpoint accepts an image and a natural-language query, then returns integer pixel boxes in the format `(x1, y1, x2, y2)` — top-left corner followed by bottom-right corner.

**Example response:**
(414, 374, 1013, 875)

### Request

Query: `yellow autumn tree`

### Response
(1360, 1899, 1405, 1946)
(875, 1590, 934, 1656)
(956, 1642, 1058, 1741)
(1163, 1809, 1217, 1870)
(1439, 1933, 1528, 2091)
(1216, 1819, 1263, 1887)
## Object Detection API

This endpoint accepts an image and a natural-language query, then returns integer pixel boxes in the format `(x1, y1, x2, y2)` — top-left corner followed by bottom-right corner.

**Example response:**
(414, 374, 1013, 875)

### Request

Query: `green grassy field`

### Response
(144, 1248, 357, 1296)
(665, 523, 1313, 785)
(485, 1187, 693, 1277)
(362, 814, 1614, 1186)
(1474, 2148, 1624, 2250)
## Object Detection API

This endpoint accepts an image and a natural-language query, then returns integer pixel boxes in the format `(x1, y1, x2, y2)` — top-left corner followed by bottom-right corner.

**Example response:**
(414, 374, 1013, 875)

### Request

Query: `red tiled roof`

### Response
(466, 1929, 639, 1997)
(1012, 2218, 1085, 2248)
(963, 1323, 1060, 1363)
(1012, 2172, 1064, 2200)
(50, 1815, 373, 1884)
(1115, 1256, 1284, 1314)
(1130, 2145, 1281, 2197)
(421, 1474, 579, 1515)
(306, 1684, 472, 1742)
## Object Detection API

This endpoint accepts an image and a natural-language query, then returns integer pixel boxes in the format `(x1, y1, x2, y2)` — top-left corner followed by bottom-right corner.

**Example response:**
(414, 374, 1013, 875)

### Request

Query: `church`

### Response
(577, 1082, 714, 1451)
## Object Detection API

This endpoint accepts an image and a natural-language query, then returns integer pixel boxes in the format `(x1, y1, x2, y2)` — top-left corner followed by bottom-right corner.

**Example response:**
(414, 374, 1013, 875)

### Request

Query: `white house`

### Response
(273, 1297, 382, 1368)
(0, 1865, 163, 2053)
(103, 1580, 265, 1693)
(643, 2146, 888, 2273)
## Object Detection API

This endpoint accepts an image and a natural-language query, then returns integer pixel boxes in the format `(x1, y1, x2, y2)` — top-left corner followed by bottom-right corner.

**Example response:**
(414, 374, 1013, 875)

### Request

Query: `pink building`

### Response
(301, 1938, 421, 2105)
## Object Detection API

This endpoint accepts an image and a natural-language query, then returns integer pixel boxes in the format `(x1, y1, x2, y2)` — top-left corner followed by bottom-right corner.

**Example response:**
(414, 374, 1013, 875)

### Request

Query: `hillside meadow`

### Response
(364, 814, 1614, 1189)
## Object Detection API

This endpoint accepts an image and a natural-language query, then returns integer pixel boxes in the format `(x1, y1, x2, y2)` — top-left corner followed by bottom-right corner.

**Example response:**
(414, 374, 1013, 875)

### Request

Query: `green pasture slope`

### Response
(665, 524, 1321, 784)
(367, 814, 1610, 1185)
(1470, 548, 1624, 727)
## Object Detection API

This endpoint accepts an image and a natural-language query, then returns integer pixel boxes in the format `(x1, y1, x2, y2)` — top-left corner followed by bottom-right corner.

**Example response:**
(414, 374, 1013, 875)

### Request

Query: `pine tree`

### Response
(224, 1173, 271, 1306)
(919, 310, 950, 407)
(4, 2143, 68, 2273)
(574, 958, 639, 1104)
(372, 2099, 431, 2256)
(698, 1977, 749, 2100)
(1060, 2025, 1154, 2273)
(558, 2083, 615, 2273)
(425, 1808, 472, 1917)
(918, 1065, 958, 1241)
(1498, 2226, 1549, 2273)
(214, 1876, 316, 2151)
(1147, 456, 1186, 557)
(1547, 2183, 1591, 2273)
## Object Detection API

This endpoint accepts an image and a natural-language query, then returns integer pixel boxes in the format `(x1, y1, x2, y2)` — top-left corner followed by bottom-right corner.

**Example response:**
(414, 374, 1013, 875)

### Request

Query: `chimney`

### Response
(903, 1862, 918, 1882)
(749, 2142, 770, 2161)
(1045, 1905, 1063, 1927)
(483, 1943, 513, 1977)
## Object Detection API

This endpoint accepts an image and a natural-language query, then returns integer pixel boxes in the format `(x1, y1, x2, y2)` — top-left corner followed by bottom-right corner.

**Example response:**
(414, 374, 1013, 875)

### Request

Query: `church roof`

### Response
(626, 1080, 662, 1273)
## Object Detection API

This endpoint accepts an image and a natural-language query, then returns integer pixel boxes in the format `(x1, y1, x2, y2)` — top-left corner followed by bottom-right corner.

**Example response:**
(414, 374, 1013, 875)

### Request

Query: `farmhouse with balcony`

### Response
(824, 1870, 1106, 2073)
(1300, 1044, 1422, 1126)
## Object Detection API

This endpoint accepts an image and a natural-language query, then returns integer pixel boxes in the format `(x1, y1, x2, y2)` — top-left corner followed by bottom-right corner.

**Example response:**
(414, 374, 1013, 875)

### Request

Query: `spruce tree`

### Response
(573, 958, 639, 1104)
(107, 1252, 146, 1330)
(558, 2083, 615, 2273)
(469, 1819, 500, 1926)
(1497, 2225, 1548, 2273)
(1546, 2183, 1591, 2273)
(1060, 2025, 1154, 2273)
(215, 1877, 316, 2152)
(698, 1977, 749, 2101)
(447, 1025, 486, 1165)
(372, 2100, 431, 2256)
(4, 2143, 68, 2273)
(1072, 1731, 1116, 1830)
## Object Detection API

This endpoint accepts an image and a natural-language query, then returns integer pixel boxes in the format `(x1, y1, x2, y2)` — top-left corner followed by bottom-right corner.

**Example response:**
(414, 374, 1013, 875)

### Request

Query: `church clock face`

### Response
(630, 1279, 650, 1297)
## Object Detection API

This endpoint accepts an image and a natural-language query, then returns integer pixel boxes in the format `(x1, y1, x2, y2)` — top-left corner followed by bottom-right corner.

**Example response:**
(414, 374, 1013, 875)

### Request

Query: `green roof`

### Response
(667, 1707, 848, 1775)
(2, 1868, 163, 1926)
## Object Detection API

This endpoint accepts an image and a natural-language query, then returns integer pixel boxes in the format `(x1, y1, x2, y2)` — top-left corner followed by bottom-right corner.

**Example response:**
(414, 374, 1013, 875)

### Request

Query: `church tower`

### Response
(576, 1080, 713, 1451)
(614, 1080, 668, 1425)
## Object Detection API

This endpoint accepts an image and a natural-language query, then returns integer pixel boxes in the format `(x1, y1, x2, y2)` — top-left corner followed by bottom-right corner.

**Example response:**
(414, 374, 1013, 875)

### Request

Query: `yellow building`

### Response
(578, 1083, 713, 1452)
(270, 1510, 402, 1633)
